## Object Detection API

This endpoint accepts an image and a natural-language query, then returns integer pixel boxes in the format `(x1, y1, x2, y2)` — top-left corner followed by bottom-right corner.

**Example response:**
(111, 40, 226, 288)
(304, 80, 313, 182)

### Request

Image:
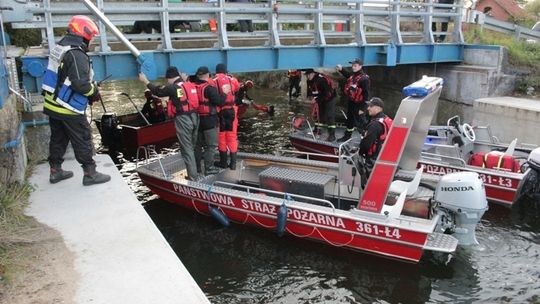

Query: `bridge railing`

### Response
(7, 0, 464, 53)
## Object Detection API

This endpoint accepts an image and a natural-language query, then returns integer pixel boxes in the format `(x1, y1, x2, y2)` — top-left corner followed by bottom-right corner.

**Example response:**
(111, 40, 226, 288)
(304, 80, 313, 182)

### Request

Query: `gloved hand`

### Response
(88, 91, 101, 106)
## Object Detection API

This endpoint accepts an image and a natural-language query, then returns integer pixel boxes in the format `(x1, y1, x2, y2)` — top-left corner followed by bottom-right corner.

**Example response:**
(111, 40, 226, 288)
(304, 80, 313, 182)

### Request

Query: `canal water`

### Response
(97, 80, 539, 304)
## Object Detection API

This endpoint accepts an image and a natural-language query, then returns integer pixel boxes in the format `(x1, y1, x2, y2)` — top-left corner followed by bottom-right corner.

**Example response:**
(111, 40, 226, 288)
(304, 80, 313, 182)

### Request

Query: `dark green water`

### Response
(97, 80, 540, 304)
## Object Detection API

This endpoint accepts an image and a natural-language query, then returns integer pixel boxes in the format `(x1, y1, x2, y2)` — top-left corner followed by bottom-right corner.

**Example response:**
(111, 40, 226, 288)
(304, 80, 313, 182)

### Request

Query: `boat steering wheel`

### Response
(462, 123, 476, 141)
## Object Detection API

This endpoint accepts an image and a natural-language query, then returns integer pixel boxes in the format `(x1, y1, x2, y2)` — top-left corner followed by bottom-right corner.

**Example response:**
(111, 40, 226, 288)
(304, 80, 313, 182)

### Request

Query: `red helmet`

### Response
(68, 15, 99, 41)
(245, 80, 254, 89)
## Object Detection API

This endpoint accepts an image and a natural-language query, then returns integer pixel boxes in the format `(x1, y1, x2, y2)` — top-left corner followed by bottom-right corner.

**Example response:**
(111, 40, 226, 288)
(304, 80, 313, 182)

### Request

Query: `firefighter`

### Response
(141, 89, 166, 123)
(41, 15, 110, 186)
(192, 66, 227, 175)
(336, 58, 370, 142)
(139, 66, 200, 180)
(304, 68, 337, 142)
(359, 97, 393, 171)
(214, 63, 241, 170)
(287, 69, 302, 101)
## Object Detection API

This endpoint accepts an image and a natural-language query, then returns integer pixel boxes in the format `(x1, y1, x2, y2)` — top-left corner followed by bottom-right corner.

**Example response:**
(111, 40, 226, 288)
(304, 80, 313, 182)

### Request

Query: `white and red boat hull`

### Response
(138, 172, 434, 262)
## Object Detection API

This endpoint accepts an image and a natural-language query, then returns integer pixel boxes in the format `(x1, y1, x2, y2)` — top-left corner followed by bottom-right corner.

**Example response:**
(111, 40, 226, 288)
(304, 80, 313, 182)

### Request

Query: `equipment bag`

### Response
(468, 151, 520, 172)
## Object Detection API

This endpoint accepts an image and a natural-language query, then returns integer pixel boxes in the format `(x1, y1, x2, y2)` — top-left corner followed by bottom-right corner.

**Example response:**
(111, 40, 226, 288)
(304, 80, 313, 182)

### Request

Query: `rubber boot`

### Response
(82, 164, 111, 186)
(325, 128, 336, 142)
(50, 167, 74, 184)
(229, 152, 237, 170)
(215, 151, 228, 168)
(337, 131, 352, 143)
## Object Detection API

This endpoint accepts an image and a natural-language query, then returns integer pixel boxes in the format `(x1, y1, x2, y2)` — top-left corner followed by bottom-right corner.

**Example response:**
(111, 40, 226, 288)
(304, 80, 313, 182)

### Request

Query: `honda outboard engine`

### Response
(516, 147, 540, 201)
(433, 172, 488, 246)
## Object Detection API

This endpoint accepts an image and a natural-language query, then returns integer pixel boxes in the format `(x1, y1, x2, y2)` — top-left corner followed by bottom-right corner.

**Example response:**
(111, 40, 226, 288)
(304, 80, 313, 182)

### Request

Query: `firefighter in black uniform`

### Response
(41, 15, 110, 186)
(304, 68, 337, 142)
(336, 58, 370, 142)
(359, 97, 393, 172)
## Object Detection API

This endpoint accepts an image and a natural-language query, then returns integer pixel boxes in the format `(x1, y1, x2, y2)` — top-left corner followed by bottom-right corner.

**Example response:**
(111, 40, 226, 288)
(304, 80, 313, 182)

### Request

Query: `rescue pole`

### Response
(82, 0, 157, 80)
(120, 93, 151, 126)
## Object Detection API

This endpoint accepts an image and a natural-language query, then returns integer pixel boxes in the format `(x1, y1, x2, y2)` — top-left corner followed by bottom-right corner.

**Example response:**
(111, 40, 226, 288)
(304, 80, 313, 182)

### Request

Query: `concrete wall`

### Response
(0, 95, 27, 184)
(473, 97, 540, 145)
(366, 46, 516, 106)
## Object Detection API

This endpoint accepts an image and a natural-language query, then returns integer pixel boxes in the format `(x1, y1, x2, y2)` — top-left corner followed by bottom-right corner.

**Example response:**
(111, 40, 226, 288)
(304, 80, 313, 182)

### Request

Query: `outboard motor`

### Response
(516, 147, 540, 201)
(100, 112, 119, 148)
(434, 172, 488, 246)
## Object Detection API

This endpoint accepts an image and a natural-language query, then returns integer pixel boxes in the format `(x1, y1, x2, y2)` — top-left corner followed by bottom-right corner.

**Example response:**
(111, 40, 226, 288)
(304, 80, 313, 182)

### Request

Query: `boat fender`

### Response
(276, 202, 288, 237)
(209, 205, 230, 227)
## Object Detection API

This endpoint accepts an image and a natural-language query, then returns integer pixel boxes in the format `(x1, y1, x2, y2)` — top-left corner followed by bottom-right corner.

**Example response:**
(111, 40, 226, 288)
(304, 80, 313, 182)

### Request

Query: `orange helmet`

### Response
(245, 80, 254, 89)
(68, 15, 99, 41)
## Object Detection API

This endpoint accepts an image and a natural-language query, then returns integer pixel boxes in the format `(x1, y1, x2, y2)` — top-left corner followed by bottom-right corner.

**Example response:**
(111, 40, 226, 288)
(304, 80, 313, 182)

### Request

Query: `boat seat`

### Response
(388, 165, 424, 196)
(381, 190, 407, 219)
(504, 138, 518, 156)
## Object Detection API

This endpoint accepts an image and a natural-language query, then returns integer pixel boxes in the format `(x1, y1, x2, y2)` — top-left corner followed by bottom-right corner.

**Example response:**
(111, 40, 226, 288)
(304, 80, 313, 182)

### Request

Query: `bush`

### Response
(464, 26, 540, 93)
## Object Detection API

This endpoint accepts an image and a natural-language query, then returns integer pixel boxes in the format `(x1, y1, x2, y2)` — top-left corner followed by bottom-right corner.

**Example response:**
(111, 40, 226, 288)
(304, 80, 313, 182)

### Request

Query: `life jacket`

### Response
(344, 73, 369, 103)
(309, 74, 336, 101)
(468, 151, 521, 173)
(195, 82, 215, 116)
(214, 73, 239, 109)
(167, 81, 199, 117)
(367, 115, 393, 157)
(149, 97, 165, 118)
(288, 70, 301, 78)
(42, 44, 93, 115)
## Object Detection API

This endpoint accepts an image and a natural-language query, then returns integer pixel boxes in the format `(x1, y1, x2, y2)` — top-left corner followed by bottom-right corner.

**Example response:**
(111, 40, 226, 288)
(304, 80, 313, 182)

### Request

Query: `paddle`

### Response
(120, 92, 151, 126)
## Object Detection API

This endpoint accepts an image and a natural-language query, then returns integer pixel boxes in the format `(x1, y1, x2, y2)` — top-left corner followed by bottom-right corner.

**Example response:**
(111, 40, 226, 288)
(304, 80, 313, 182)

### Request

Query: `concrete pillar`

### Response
(473, 97, 540, 145)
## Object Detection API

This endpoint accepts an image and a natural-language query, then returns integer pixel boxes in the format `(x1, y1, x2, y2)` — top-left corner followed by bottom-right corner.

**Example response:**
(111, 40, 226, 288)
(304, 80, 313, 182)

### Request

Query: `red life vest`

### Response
(195, 82, 213, 116)
(367, 116, 393, 156)
(344, 73, 369, 103)
(288, 70, 301, 77)
(167, 81, 199, 117)
(214, 73, 239, 108)
(150, 97, 165, 117)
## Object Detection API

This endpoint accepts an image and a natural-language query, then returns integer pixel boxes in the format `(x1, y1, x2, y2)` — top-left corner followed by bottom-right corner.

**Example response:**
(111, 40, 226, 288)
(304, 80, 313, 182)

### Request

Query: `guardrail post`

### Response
(96, 0, 110, 52)
(453, 0, 464, 43)
(43, 0, 55, 50)
(314, 0, 326, 46)
(390, 0, 402, 44)
(217, 0, 230, 49)
(268, 0, 281, 47)
(160, 0, 173, 51)
(425, 0, 435, 43)
(353, 0, 366, 45)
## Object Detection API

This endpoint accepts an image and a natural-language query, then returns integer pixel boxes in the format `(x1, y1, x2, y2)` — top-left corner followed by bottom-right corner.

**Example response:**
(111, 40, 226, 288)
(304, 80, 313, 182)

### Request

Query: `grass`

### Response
(0, 170, 35, 284)
(464, 26, 540, 94)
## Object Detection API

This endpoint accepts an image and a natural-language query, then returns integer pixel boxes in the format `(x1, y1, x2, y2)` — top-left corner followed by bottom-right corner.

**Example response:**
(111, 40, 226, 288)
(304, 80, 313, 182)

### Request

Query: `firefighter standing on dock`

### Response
(336, 58, 370, 142)
(41, 15, 111, 186)
(214, 63, 241, 170)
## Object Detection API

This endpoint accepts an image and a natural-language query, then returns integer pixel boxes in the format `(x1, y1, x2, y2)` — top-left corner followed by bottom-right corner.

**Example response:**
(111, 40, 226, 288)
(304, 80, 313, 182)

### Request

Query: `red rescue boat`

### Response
(289, 112, 540, 207)
(137, 77, 489, 262)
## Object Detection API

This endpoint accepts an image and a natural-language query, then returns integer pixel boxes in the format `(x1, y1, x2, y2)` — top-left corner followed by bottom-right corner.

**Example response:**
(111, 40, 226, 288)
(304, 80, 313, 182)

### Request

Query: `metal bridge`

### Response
(2, 0, 468, 98)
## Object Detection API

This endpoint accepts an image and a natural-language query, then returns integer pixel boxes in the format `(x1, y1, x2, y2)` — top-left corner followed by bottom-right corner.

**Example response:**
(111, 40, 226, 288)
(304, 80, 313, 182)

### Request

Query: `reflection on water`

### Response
(100, 80, 540, 303)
